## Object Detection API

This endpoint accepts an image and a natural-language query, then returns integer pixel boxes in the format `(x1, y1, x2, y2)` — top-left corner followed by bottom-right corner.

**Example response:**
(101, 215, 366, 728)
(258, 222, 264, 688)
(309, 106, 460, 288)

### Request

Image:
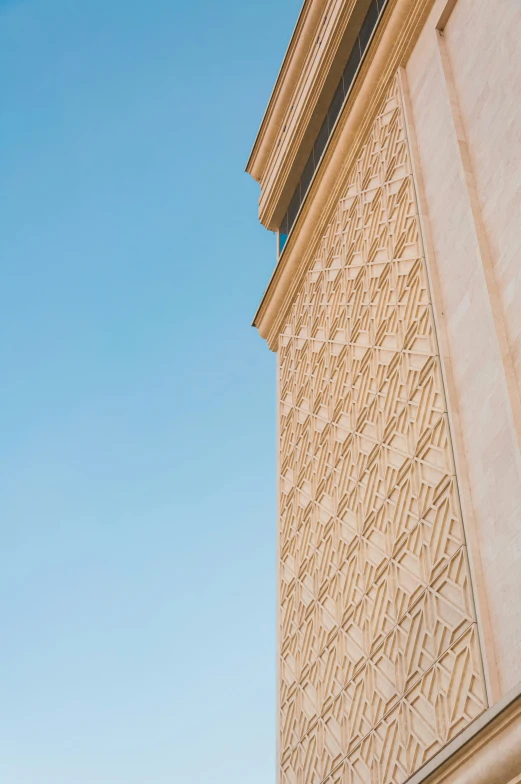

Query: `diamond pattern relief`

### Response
(278, 77, 486, 784)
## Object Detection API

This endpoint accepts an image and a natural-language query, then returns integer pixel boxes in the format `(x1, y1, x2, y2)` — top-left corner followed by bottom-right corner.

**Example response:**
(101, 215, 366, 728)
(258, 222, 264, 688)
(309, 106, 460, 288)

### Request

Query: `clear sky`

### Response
(0, 0, 302, 781)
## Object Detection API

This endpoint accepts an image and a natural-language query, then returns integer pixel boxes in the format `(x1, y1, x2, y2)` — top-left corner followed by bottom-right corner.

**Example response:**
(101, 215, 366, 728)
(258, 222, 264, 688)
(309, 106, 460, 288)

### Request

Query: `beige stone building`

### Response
(246, 1, 521, 783)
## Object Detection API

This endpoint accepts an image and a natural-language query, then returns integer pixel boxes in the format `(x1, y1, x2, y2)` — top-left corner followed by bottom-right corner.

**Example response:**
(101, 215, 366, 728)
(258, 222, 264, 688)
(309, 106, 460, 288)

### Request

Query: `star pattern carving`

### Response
(278, 77, 486, 784)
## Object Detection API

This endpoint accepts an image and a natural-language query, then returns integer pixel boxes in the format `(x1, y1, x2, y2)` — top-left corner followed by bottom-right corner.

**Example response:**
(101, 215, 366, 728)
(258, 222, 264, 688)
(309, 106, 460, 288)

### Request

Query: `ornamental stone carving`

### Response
(277, 76, 486, 784)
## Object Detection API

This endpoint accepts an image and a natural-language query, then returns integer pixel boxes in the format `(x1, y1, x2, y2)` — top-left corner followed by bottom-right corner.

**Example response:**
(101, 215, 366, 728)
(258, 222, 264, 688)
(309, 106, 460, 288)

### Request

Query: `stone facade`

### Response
(247, 1, 521, 783)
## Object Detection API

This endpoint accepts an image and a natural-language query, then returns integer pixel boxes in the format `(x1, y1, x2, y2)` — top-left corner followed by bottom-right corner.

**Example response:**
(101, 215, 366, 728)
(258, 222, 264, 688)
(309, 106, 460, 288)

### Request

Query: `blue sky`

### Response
(0, 0, 301, 781)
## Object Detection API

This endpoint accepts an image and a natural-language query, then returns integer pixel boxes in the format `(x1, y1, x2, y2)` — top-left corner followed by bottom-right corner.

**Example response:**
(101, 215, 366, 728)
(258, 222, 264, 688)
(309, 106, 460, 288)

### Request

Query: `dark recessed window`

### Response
(328, 77, 346, 131)
(277, 0, 387, 256)
(343, 45, 361, 88)
(286, 184, 302, 230)
(313, 116, 330, 165)
(359, 0, 379, 52)
(300, 149, 315, 196)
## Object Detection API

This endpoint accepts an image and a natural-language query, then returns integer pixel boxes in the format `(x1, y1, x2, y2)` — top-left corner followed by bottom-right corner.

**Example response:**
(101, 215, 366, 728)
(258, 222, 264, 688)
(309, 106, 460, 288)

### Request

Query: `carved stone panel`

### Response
(277, 76, 486, 784)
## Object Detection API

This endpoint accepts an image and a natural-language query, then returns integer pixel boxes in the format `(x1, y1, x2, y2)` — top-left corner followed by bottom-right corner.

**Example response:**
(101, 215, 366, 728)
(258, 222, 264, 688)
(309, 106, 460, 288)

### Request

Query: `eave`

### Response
(245, 0, 326, 185)
(246, 0, 377, 231)
(250, 0, 437, 349)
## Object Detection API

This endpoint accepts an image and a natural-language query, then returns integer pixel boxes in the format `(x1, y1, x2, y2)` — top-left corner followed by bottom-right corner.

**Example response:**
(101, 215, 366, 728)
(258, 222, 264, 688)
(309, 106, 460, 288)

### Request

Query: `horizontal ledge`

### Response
(408, 680, 521, 784)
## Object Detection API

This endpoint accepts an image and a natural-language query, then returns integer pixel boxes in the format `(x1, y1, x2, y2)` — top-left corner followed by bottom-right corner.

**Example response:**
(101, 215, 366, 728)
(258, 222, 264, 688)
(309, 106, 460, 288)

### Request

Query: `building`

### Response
(246, 1, 521, 783)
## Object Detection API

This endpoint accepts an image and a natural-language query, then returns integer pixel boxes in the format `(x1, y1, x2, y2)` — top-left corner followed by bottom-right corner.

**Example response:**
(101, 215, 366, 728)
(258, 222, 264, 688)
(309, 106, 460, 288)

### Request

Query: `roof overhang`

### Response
(245, 0, 326, 184)
(245, 0, 374, 231)
(248, 0, 438, 348)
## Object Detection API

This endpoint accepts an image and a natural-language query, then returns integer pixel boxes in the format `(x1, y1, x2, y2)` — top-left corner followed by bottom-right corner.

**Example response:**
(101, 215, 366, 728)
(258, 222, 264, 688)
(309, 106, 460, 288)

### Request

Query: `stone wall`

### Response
(406, 0, 521, 697)
(277, 75, 486, 784)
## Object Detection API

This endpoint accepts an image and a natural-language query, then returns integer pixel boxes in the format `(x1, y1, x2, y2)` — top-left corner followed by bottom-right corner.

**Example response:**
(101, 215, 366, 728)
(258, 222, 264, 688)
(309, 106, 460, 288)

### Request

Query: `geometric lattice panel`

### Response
(277, 76, 486, 784)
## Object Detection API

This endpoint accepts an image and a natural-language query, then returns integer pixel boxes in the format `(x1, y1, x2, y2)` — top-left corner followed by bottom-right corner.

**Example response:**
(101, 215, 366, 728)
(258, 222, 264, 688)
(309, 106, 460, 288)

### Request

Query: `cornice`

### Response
(410, 681, 521, 784)
(257, 0, 370, 230)
(245, 0, 327, 184)
(252, 0, 436, 350)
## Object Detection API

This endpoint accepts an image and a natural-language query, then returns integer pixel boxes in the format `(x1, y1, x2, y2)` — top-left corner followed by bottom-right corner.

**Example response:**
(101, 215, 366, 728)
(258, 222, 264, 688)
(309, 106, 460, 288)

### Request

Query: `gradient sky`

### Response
(0, 0, 302, 781)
